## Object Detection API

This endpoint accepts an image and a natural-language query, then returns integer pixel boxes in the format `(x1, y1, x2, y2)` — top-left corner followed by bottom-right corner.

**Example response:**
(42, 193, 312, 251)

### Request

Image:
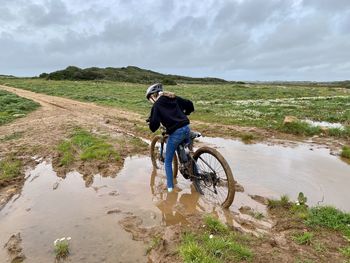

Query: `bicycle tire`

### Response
(193, 146, 235, 208)
(150, 135, 178, 178)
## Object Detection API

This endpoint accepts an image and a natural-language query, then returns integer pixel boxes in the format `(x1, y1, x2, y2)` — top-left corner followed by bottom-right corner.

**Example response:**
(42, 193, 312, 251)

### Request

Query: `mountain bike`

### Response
(150, 127, 235, 208)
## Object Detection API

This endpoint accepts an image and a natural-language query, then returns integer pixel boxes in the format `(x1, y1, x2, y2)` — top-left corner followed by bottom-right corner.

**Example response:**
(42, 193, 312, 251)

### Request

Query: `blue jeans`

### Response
(165, 125, 190, 189)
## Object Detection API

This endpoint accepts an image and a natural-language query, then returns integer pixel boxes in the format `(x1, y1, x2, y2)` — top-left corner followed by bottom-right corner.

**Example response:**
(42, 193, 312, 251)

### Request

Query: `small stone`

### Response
(12, 114, 25, 117)
(108, 191, 119, 196)
(235, 183, 244, 192)
(53, 182, 59, 190)
(150, 212, 156, 220)
(283, 116, 298, 125)
(239, 206, 253, 214)
(107, 209, 121, 215)
(249, 194, 269, 205)
(6, 188, 17, 195)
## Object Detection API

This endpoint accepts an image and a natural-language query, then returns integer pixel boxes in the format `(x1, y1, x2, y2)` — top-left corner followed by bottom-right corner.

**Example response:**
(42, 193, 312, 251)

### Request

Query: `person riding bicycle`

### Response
(146, 83, 194, 193)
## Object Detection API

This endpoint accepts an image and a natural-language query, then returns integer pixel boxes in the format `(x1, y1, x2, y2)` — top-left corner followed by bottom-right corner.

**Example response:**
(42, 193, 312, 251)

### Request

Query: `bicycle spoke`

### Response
(194, 151, 232, 206)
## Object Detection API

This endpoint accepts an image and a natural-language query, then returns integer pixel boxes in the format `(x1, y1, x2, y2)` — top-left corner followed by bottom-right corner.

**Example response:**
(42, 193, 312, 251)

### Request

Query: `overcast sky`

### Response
(1, 0, 349, 81)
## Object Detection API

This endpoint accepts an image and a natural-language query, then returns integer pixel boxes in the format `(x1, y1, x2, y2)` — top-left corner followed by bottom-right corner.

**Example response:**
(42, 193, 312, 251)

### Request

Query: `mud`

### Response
(4, 233, 25, 263)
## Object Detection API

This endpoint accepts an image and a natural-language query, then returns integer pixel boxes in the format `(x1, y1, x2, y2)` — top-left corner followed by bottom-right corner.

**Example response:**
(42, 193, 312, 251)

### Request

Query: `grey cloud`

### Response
(1, 0, 350, 80)
(0, 7, 15, 21)
(303, 0, 350, 12)
(22, 0, 72, 27)
(101, 20, 154, 45)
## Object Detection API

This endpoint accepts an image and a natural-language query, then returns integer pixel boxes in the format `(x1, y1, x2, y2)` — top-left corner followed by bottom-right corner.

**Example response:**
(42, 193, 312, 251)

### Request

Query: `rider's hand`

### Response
(146, 117, 150, 123)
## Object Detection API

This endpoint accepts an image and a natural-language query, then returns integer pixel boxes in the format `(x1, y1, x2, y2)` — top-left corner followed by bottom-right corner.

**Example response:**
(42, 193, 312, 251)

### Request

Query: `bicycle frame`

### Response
(150, 127, 235, 208)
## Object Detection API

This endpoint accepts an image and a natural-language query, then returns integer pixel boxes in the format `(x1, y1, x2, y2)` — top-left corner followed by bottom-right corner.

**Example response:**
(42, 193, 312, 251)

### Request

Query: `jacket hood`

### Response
(160, 91, 175, 98)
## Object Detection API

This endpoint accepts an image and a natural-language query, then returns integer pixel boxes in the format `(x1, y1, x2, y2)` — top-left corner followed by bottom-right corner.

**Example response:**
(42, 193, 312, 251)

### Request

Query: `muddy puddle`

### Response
(1, 136, 350, 262)
(199, 137, 350, 211)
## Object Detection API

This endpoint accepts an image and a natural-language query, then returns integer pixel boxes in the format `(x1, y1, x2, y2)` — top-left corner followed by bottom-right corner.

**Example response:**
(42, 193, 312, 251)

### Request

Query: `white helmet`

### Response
(146, 83, 163, 100)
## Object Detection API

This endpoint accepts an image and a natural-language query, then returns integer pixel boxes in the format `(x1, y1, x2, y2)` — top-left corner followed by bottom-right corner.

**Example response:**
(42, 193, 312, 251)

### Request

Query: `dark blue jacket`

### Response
(149, 94, 194, 134)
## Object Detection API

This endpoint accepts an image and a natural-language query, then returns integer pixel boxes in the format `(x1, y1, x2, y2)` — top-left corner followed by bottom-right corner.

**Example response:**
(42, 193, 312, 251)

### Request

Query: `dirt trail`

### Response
(0, 85, 143, 140)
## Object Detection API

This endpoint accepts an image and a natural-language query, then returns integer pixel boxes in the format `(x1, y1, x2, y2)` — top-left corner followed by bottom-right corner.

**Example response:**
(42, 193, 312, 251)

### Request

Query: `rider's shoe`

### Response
(167, 187, 173, 193)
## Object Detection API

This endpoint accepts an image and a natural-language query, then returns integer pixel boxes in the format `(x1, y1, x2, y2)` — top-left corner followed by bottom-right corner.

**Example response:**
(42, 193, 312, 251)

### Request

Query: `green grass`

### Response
(341, 146, 350, 159)
(240, 133, 256, 143)
(179, 216, 253, 262)
(1, 78, 349, 137)
(281, 121, 322, 136)
(0, 89, 40, 125)
(54, 240, 69, 259)
(0, 131, 24, 141)
(306, 206, 350, 232)
(204, 215, 229, 234)
(269, 196, 350, 236)
(252, 212, 264, 220)
(0, 156, 22, 181)
(292, 232, 314, 245)
(267, 195, 291, 209)
(146, 236, 162, 255)
(340, 246, 350, 258)
(57, 141, 75, 166)
(57, 128, 120, 166)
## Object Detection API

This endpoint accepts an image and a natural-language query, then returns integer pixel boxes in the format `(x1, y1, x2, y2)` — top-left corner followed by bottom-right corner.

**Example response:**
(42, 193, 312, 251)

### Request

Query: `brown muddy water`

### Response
(199, 137, 350, 211)
(1, 137, 350, 262)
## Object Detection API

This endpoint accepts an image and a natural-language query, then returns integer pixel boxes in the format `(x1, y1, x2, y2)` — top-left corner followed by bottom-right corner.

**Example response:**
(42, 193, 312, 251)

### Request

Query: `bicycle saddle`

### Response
(190, 131, 202, 140)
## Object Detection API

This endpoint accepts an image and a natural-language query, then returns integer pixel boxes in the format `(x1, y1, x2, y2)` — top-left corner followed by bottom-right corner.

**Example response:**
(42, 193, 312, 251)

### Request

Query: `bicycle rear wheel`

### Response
(150, 135, 178, 178)
(193, 146, 235, 208)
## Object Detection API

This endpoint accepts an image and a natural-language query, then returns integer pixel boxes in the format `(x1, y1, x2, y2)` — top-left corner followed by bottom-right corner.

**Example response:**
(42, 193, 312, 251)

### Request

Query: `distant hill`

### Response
(0, 74, 15, 78)
(39, 66, 234, 85)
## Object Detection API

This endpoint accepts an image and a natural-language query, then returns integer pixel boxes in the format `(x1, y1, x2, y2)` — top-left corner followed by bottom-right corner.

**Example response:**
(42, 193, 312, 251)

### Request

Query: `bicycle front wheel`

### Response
(150, 135, 178, 178)
(193, 146, 235, 208)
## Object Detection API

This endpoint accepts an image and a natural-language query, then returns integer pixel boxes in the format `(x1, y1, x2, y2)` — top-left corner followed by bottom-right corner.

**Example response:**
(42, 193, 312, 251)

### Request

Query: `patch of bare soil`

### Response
(118, 213, 199, 263)
(4, 233, 25, 263)
(0, 178, 24, 210)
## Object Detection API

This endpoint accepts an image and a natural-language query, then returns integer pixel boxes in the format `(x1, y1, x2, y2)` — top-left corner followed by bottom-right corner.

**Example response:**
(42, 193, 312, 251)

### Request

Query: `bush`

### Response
(162, 78, 177, 85)
(39, 73, 48, 78)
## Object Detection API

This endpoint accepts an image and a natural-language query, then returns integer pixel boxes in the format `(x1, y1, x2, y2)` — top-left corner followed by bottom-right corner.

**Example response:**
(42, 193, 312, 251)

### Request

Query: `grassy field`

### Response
(0, 89, 40, 125)
(1, 78, 349, 136)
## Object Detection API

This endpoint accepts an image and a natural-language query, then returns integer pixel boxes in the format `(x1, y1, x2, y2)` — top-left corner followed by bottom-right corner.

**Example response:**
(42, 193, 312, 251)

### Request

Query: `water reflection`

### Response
(150, 168, 202, 226)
